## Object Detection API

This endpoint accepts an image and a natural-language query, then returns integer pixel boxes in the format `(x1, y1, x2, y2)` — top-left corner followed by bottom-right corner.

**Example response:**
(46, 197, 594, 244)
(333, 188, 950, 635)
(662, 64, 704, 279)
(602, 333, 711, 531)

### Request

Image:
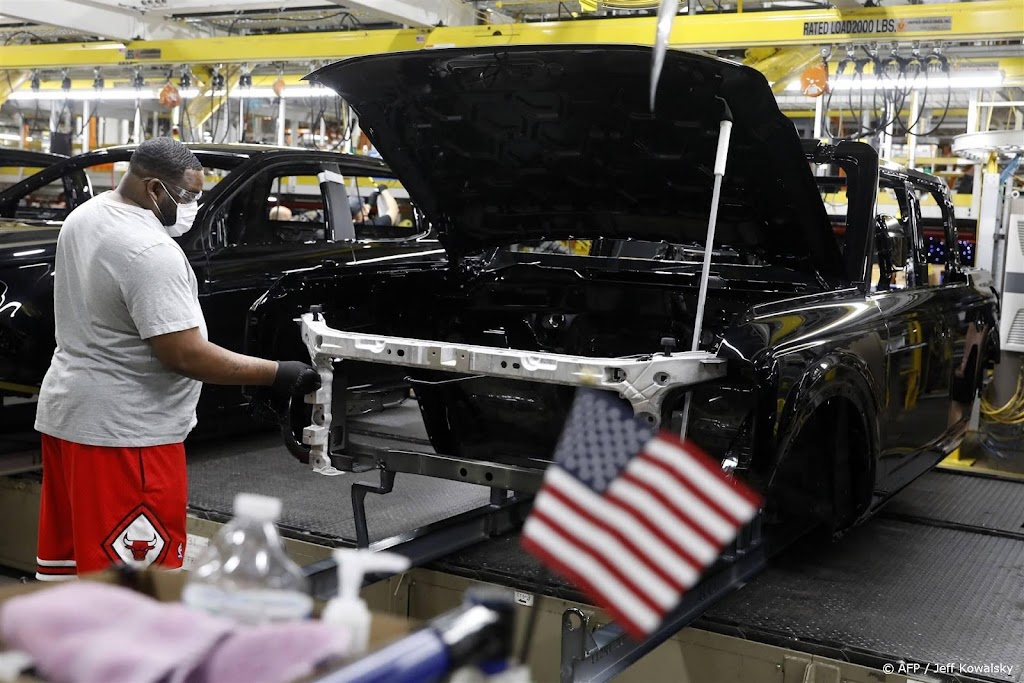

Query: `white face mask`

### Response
(165, 201, 199, 238)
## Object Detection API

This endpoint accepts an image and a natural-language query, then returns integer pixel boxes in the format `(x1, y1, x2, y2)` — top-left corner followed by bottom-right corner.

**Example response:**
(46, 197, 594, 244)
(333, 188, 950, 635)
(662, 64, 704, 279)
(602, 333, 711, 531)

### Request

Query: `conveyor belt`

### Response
(429, 469, 1024, 683)
(884, 469, 1024, 539)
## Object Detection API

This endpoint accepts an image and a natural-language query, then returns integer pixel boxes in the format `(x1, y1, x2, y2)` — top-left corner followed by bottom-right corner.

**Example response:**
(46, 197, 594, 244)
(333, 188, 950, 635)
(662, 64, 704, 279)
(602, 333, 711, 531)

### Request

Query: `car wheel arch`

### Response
(767, 355, 880, 528)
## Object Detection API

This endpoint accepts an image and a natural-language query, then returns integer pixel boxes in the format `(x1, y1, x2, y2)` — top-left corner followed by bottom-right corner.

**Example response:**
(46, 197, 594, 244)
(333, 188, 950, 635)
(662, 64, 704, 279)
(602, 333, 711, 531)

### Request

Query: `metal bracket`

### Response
(351, 468, 396, 548)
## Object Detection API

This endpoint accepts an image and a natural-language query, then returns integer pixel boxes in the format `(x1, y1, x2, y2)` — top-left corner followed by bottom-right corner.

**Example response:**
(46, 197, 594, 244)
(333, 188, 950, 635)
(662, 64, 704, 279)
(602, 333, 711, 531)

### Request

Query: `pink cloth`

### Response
(0, 582, 349, 683)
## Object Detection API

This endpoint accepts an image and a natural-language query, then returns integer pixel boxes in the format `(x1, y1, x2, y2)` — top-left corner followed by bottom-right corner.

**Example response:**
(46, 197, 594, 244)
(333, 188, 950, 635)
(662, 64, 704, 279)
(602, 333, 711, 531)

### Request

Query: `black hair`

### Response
(128, 137, 202, 183)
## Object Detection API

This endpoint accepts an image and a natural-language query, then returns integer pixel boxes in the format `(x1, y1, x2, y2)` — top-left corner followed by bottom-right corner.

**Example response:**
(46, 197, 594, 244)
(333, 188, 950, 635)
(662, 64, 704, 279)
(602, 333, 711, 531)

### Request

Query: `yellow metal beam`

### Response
(0, 71, 29, 107)
(743, 46, 822, 93)
(185, 66, 241, 130)
(0, 1, 1018, 69)
(427, 1, 1024, 52)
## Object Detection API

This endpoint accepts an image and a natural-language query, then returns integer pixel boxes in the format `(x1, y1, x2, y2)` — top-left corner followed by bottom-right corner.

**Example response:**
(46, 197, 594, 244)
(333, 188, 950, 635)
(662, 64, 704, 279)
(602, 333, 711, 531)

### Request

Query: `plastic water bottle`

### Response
(182, 492, 313, 624)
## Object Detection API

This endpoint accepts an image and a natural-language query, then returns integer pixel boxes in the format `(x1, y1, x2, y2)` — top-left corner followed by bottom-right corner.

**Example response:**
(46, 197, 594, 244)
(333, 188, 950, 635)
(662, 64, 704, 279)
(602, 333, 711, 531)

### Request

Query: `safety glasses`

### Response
(154, 178, 202, 205)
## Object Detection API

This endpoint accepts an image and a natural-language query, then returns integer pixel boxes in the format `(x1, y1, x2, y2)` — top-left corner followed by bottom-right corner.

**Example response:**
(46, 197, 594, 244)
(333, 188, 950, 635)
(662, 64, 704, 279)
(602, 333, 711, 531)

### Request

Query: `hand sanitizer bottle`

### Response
(321, 548, 411, 655)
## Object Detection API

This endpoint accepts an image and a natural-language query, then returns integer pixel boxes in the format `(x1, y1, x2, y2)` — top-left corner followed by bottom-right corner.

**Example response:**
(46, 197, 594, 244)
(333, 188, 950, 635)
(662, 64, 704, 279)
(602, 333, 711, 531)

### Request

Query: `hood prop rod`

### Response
(680, 100, 734, 441)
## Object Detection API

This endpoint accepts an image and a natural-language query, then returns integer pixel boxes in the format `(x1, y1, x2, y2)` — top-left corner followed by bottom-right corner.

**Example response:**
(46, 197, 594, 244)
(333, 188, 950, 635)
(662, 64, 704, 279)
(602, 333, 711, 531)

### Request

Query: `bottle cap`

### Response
(233, 493, 282, 522)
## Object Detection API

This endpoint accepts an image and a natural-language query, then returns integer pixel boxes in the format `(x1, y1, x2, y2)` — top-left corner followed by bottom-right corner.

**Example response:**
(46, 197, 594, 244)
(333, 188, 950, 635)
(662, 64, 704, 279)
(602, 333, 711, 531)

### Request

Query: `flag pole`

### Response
(681, 103, 734, 440)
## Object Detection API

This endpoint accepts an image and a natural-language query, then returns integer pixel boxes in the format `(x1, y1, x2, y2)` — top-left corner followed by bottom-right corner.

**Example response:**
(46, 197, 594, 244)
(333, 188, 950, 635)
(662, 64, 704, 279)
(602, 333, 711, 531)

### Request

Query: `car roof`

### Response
(0, 148, 67, 166)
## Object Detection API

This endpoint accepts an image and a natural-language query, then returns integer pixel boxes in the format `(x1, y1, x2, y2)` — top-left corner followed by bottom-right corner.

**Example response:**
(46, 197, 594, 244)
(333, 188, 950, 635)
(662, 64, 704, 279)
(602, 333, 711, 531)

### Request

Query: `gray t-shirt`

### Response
(35, 192, 208, 447)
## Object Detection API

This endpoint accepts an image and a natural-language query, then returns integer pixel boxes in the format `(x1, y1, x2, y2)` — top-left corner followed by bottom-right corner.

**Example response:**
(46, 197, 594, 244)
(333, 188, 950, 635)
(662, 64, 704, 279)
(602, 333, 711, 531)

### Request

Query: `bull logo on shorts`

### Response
(103, 505, 169, 569)
(123, 534, 158, 562)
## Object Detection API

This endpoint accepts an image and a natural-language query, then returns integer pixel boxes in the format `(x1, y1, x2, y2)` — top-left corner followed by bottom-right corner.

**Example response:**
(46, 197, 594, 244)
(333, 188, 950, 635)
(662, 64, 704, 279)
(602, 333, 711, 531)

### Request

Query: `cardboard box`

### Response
(0, 568, 413, 683)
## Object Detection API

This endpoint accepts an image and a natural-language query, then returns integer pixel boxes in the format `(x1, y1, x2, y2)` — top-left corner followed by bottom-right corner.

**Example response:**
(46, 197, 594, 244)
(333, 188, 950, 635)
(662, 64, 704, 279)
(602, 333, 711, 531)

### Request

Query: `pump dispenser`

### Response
(322, 549, 411, 655)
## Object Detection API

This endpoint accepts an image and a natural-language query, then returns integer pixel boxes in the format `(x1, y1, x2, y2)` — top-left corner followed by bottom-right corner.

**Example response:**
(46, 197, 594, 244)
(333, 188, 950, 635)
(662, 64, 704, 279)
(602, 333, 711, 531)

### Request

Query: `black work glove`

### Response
(273, 361, 321, 397)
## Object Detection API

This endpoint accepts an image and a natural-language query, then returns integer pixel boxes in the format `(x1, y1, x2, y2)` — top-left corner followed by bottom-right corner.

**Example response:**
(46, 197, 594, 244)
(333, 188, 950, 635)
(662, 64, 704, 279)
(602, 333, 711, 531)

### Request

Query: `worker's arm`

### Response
(377, 186, 400, 224)
(149, 327, 319, 395)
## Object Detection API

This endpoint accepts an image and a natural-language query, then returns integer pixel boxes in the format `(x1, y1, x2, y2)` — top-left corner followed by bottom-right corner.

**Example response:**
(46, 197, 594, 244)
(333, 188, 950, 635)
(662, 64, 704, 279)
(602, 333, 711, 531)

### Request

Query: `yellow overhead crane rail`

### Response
(0, 0, 1020, 69)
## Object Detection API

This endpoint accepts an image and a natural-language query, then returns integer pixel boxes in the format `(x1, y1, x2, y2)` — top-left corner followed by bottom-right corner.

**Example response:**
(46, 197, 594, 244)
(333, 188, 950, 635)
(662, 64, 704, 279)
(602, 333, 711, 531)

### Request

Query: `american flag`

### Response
(521, 389, 762, 640)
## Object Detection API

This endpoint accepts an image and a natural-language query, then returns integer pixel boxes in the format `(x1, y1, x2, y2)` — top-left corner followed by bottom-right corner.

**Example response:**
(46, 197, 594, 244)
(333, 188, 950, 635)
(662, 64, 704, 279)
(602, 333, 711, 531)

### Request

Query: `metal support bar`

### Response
(351, 468, 396, 549)
(907, 90, 921, 169)
(277, 96, 286, 146)
(813, 94, 824, 140)
(681, 115, 733, 439)
(307, 490, 533, 601)
(300, 313, 725, 429)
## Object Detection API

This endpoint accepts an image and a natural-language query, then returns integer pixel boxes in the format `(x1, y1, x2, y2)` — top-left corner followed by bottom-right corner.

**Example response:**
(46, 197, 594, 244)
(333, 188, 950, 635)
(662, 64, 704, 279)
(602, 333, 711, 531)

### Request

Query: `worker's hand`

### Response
(273, 361, 321, 396)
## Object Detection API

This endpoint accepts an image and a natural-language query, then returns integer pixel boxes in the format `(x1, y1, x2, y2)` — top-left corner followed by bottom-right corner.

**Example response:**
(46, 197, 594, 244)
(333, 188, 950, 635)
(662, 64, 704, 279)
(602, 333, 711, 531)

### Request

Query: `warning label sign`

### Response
(122, 48, 162, 60)
(802, 16, 952, 37)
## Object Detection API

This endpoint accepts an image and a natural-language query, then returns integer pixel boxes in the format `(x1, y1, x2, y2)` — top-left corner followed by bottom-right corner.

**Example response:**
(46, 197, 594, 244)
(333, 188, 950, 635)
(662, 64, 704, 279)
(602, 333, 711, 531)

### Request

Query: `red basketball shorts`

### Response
(35, 434, 188, 581)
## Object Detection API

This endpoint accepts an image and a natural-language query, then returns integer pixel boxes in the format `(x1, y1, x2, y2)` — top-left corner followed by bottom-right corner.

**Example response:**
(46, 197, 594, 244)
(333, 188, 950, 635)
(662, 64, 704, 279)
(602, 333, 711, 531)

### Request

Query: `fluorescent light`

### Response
(10, 88, 200, 102)
(13, 249, 45, 257)
(785, 72, 1004, 92)
(226, 86, 329, 99)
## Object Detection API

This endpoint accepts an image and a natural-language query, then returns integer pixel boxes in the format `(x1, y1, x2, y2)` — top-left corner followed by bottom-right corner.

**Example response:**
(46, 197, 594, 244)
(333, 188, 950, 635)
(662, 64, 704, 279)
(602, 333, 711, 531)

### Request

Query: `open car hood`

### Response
(310, 45, 844, 279)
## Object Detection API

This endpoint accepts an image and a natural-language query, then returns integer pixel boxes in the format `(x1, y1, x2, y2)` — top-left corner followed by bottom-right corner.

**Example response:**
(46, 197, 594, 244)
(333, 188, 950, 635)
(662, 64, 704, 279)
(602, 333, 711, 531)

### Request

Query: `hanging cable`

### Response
(908, 51, 953, 138)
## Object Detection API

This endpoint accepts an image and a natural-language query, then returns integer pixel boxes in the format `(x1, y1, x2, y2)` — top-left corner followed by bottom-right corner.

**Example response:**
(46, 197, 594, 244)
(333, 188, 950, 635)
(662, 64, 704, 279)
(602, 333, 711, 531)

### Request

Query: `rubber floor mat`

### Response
(706, 518, 1024, 682)
(187, 431, 491, 544)
(886, 469, 1024, 538)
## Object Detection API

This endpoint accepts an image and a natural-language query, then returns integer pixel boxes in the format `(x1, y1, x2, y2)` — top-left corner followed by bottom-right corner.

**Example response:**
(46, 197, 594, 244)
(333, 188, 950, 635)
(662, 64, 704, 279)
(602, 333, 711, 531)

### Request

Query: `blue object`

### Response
(999, 155, 1021, 187)
(315, 629, 449, 683)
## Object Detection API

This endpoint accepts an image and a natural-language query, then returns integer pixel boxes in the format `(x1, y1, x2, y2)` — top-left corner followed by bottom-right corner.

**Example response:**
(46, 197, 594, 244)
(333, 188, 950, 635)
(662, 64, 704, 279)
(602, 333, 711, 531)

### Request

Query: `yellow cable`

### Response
(980, 366, 1024, 425)
(981, 368, 1022, 413)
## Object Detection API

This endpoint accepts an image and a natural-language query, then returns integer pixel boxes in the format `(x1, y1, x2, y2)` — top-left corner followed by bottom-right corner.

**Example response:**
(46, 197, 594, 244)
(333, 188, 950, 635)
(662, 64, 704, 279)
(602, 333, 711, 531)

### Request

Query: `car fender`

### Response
(769, 352, 880, 489)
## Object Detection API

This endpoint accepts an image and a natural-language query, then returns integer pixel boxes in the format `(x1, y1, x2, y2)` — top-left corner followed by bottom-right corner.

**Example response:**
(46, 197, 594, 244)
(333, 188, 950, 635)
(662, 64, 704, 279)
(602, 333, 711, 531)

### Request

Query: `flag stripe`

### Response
(603, 491, 706, 585)
(522, 516, 659, 635)
(543, 467, 699, 589)
(626, 457, 738, 542)
(520, 532, 649, 641)
(645, 437, 760, 522)
(607, 477, 719, 566)
(534, 488, 680, 604)
(654, 433, 763, 510)
(636, 452, 745, 530)
(530, 507, 667, 616)
(616, 470, 723, 555)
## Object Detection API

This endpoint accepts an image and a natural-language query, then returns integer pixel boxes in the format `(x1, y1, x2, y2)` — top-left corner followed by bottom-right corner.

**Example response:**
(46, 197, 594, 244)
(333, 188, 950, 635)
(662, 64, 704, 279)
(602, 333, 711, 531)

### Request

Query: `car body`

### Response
(0, 144, 443, 433)
(246, 45, 999, 533)
(0, 148, 67, 202)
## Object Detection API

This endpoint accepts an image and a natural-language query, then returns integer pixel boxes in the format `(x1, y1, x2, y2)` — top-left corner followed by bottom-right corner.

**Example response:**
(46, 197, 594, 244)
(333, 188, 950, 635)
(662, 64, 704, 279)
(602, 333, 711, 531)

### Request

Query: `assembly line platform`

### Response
(180, 404, 1024, 683)
(2, 401, 1022, 682)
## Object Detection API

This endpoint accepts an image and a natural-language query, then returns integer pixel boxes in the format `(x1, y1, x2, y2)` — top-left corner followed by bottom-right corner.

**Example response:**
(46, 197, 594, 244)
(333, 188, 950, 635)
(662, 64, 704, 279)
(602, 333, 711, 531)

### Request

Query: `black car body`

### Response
(0, 149, 67, 190)
(0, 144, 442, 431)
(246, 46, 999, 532)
